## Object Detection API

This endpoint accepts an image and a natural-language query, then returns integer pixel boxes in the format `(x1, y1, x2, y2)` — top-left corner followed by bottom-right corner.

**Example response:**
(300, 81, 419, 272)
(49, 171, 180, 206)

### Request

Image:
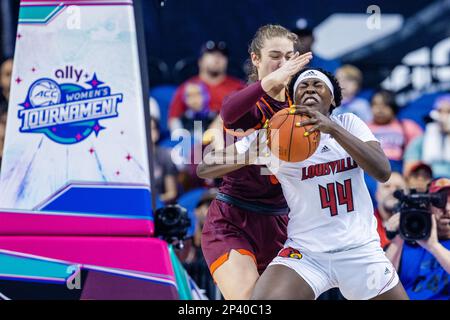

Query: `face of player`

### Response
(431, 190, 450, 239)
(371, 93, 395, 125)
(252, 37, 295, 80)
(198, 51, 228, 78)
(0, 59, 13, 97)
(294, 78, 335, 115)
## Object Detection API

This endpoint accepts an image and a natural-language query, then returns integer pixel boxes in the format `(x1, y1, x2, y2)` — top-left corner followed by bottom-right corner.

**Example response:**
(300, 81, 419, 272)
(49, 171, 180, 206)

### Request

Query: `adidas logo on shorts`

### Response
(321, 145, 330, 153)
(384, 267, 391, 275)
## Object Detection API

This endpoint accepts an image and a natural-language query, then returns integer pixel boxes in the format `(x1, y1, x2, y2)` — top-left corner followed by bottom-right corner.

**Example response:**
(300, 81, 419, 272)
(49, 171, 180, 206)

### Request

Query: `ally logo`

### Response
(18, 73, 123, 144)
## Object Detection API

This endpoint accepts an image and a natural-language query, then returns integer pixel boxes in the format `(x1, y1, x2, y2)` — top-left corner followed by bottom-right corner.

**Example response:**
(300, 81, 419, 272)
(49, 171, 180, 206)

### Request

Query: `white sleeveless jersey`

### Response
(236, 113, 381, 253)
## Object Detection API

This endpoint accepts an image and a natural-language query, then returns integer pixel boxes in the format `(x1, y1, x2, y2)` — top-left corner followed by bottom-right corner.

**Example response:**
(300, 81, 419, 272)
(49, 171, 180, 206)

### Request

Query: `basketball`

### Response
(268, 108, 320, 162)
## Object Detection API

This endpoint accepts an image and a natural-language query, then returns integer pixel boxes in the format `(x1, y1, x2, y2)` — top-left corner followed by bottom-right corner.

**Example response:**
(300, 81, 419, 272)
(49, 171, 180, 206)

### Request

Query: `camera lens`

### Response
(407, 217, 424, 233)
(155, 205, 190, 243)
(162, 208, 179, 226)
(398, 194, 434, 241)
(404, 212, 427, 237)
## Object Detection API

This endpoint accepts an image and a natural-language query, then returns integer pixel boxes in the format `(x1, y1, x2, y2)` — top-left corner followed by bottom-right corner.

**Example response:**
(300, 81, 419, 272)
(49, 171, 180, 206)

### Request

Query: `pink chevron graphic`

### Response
(0, 210, 154, 235)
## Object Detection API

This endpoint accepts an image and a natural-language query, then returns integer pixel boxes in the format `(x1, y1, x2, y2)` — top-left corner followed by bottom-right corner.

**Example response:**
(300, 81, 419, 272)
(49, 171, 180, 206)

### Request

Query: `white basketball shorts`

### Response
(269, 241, 399, 300)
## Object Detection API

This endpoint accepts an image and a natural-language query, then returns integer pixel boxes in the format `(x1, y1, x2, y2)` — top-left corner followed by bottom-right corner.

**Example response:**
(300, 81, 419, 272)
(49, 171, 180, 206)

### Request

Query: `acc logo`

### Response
(18, 73, 123, 144)
(278, 247, 303, 260)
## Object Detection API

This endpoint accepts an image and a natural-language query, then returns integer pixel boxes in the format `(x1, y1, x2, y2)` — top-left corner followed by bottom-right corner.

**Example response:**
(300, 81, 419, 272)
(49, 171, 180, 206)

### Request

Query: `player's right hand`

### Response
(261, 52, 312, 92)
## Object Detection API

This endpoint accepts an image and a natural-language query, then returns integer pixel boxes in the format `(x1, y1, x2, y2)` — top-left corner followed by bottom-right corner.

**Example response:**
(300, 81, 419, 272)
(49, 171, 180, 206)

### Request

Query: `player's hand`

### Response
(292, 105, 337, 135)
(385, 212, 400, 233)
(261, 52, 312, 92)
(417, 214, 439, 251)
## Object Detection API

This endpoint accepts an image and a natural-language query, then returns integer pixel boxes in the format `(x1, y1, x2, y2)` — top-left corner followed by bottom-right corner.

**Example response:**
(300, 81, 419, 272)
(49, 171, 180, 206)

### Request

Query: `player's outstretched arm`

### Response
(197, 130, 265, 179)
(220, 82, 266, 126)
(297, 108, 391, 182)
(196, 144, 248, 179)
(221, 52, 312, 128)
(330, 129, 391, 182)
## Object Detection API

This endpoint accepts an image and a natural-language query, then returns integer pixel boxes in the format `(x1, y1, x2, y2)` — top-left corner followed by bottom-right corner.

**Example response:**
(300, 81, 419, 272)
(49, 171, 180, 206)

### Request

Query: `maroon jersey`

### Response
(219, 81, 291, 209)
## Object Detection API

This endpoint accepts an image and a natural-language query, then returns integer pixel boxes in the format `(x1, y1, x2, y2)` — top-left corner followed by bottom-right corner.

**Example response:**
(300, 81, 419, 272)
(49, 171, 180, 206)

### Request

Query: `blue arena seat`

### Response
(150, 85, 178, 139)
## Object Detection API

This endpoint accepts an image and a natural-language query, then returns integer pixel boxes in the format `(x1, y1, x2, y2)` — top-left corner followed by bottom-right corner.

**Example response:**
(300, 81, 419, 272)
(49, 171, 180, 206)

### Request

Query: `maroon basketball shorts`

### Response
(201, 198, 288, 276)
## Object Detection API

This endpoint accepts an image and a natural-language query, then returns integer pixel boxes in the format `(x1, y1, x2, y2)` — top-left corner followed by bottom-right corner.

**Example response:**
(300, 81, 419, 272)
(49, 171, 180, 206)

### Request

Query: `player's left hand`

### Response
(417, 214, 439, 251)
(291, 105, 337, 135)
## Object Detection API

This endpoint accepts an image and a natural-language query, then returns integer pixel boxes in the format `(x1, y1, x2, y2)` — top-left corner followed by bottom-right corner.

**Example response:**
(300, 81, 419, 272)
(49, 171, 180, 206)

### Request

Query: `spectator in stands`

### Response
(375, 172, 408, 249)
(174, 114, 224, 194)
(385, 178, 450, 300)
(0, 58, 13, 114)
(150, 116, 178, 203)
(405, 162, 433, 193)
(293, 20, 341, 74)
(368, 89, 423, 173)
(183, 188, 219, 300)
(333, 65, 372, 122)
(404, 94, 450, 178)
(168, 41, 244, 134)
(179, 82, 217, 135)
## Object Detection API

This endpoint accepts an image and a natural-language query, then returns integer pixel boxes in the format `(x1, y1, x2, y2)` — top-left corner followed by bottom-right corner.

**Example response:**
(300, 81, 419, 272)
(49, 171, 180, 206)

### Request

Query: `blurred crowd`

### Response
(0, 24, 449, 300)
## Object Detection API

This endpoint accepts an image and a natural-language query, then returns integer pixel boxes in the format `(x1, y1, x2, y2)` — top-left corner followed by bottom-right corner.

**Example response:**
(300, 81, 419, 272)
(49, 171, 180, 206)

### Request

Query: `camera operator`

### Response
(385, 178, 450, 299)
(375, 172, 407, 249)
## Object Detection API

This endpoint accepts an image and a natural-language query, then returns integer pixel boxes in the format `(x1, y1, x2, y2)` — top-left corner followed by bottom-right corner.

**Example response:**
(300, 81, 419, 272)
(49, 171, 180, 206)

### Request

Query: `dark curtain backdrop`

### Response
(0, 0, 437, 85)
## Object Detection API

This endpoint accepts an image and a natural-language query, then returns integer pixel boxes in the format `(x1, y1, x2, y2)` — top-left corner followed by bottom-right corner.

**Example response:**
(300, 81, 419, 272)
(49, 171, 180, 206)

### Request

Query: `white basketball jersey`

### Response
(236, 113, 381, 253)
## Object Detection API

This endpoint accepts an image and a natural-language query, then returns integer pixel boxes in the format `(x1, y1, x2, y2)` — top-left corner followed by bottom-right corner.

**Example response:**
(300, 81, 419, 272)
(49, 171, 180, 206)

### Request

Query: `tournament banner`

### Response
(0, 0, 154, 235)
